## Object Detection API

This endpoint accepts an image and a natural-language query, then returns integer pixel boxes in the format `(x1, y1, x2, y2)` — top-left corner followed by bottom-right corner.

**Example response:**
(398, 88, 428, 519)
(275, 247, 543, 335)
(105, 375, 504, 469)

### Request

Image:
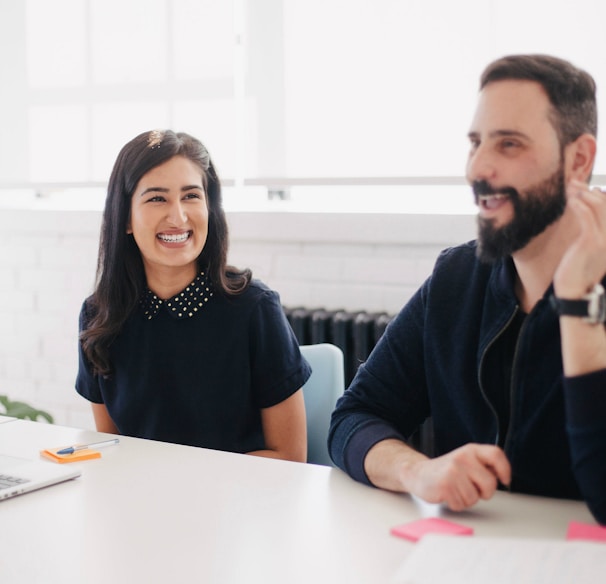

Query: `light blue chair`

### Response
(299, 343, 345, 466)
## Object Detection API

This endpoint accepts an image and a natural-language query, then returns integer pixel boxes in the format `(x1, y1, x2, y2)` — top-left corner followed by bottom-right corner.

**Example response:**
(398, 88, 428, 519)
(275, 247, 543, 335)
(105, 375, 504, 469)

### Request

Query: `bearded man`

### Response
(328, 54, 606, 525)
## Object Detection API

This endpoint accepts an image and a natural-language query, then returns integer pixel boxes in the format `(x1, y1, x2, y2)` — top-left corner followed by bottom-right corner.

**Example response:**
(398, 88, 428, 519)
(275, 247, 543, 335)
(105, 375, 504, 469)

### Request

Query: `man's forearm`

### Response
(363, 438, 428, 493)
(559, 317, 606, 376)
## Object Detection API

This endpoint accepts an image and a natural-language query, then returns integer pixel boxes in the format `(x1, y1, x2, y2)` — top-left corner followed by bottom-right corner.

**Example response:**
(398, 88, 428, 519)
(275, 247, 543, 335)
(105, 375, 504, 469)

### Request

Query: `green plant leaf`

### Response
(0, 395, 54, 423)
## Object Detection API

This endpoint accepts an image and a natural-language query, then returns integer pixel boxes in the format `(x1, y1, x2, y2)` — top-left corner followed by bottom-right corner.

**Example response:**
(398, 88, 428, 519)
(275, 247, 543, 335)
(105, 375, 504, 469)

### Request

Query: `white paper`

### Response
(392, 534, 606, 584)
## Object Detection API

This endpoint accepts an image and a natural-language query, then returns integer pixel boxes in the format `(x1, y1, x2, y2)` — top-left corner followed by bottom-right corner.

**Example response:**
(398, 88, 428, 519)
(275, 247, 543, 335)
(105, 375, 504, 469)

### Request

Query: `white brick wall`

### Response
(0, 209, 101, 429)
(0, 206, 475, 428)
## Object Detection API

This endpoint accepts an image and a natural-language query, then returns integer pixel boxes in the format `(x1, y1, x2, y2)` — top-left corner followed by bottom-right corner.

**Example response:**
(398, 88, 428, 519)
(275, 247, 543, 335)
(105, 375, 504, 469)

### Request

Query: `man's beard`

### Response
(473, 165, 566, 263)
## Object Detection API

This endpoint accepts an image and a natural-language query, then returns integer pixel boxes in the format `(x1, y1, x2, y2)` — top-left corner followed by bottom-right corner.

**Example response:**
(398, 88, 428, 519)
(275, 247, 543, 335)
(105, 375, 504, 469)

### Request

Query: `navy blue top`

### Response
(76, 277, 311, 454)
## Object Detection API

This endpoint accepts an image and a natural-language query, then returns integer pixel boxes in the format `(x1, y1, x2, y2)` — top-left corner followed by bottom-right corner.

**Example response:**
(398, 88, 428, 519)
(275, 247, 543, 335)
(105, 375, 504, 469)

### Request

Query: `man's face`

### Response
(465, 80, 566, 262)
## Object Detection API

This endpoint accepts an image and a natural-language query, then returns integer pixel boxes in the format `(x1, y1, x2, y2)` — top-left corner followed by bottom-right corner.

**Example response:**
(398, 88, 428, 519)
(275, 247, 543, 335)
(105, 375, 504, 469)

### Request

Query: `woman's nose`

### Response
(166, 200, 187, 225)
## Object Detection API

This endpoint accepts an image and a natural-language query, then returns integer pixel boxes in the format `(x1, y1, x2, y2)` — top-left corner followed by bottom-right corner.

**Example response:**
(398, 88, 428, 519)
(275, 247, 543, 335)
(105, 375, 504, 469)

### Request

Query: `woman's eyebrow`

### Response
(139, 186, 168, 196)
(139, 184, 203, 196)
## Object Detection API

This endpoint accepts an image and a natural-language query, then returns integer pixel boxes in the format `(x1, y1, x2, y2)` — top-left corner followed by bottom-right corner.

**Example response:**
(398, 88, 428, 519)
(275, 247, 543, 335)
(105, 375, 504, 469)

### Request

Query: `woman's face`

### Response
(127, 155, 209, 294)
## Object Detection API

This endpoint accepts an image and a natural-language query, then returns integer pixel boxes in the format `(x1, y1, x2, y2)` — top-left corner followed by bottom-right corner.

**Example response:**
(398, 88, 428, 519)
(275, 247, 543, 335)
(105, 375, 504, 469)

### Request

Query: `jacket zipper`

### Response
(477, 305, 519, 477)
(501, 312, 530, 465)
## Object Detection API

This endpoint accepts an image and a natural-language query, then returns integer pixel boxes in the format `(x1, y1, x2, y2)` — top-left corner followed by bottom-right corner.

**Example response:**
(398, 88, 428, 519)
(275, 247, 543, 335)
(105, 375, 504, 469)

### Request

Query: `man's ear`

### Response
(566, 133, 597, 182)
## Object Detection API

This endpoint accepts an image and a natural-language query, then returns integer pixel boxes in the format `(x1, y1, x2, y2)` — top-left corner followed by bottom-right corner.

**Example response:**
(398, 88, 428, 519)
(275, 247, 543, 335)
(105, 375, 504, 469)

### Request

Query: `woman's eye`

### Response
(184, 192, 202, 200)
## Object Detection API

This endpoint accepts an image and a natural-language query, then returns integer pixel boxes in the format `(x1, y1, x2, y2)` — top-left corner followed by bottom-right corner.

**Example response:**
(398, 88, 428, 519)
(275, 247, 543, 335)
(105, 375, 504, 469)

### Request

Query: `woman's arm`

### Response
(248, 389, 307, 462)
(91, 403, 119, 434)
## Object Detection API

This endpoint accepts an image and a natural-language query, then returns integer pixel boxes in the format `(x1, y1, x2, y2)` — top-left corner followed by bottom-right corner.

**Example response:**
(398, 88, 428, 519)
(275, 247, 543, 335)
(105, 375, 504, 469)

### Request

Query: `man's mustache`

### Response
(472, 180, 519, 203)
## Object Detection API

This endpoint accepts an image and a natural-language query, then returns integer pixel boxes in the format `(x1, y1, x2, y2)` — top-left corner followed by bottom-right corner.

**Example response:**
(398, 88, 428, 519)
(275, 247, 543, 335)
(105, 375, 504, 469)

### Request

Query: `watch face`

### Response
(587, 283, 606, 324)
(595, 292, 606, 324)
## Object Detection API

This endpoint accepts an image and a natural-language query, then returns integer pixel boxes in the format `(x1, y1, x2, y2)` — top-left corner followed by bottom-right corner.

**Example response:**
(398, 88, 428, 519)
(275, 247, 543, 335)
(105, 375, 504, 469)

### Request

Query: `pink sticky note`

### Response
(390, 517, 474, 542)
(566, 521, 606, 542)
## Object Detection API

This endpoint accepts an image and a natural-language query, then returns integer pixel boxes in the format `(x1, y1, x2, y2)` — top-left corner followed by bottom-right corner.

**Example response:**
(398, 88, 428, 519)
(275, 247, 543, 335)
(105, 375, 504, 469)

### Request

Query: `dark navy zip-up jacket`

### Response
(328, 241, 606, 524)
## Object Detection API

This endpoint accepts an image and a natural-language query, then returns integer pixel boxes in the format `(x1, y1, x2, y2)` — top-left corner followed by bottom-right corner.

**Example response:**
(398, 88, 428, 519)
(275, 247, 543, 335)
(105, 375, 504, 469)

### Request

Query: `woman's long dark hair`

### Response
(81, 130, 251, 376)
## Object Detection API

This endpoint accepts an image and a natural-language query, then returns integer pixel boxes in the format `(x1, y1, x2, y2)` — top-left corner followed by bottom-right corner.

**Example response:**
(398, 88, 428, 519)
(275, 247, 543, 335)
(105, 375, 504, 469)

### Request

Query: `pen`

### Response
(57, 438, 120, 455)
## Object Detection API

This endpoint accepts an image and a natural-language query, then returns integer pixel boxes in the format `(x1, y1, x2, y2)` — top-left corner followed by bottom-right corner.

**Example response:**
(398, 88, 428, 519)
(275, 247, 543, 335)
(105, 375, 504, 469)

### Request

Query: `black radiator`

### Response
(283, 307, 394, 386)
(284, 305, 435, 456)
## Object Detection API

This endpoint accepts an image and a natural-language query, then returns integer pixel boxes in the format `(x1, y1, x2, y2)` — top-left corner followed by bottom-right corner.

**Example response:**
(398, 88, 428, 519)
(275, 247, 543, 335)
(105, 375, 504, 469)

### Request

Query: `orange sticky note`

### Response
(40, 447, 101, 464)
(566, 521, 606, 542)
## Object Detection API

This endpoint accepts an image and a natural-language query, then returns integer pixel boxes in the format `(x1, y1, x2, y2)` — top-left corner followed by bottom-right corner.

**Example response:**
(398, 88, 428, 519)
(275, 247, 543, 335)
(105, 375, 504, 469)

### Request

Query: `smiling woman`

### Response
(127, 155, 210, 298)
(76, 129, 311, 463)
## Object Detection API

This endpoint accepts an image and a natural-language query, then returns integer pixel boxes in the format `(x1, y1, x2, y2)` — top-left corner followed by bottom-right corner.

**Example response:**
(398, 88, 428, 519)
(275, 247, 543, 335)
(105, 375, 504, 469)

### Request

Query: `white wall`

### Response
(0, 206, 475, 428)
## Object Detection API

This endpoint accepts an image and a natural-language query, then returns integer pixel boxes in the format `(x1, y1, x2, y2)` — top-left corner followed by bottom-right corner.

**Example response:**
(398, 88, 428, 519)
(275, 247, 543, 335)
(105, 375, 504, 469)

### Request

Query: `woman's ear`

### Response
(566, 133, 597, 182)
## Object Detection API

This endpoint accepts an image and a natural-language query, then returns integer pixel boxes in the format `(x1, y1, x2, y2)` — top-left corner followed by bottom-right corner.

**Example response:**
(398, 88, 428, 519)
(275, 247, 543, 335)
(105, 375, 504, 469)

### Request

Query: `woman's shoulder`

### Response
(223, 278, 278, 304)
(79, 295, 97, 327)
(247, 278, 274, 295)
(211, 279, 288, 334)
(214, 279, 286, 319)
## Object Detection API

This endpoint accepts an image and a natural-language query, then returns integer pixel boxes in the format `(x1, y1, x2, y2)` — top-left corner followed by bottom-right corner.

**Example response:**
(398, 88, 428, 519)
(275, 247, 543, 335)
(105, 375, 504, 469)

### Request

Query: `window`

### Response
(1, 0, 605, 212)
(5, 0, 236, 185)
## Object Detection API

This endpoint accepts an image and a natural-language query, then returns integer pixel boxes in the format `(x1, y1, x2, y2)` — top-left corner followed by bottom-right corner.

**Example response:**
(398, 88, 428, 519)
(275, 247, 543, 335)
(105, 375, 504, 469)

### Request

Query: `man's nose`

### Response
(466, 145, 497, 184)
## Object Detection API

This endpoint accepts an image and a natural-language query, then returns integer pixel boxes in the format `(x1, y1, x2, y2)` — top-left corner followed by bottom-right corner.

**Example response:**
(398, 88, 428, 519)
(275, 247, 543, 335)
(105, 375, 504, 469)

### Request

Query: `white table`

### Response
(0, 420, 596, 584)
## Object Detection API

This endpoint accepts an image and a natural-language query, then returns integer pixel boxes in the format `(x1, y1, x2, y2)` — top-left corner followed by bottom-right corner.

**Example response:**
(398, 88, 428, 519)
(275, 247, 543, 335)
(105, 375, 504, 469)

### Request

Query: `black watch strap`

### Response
(550, 283, 606, 324)
(550, 296, 592, 317)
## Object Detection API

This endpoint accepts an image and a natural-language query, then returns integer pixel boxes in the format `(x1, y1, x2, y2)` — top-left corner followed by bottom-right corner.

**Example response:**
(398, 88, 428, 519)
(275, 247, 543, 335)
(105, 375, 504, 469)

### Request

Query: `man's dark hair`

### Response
(480, 54, 597, 147)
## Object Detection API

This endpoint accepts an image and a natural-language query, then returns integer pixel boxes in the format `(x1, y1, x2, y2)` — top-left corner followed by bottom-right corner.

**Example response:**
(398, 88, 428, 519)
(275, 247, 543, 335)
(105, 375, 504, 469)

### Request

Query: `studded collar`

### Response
(140, 272, 214, 320)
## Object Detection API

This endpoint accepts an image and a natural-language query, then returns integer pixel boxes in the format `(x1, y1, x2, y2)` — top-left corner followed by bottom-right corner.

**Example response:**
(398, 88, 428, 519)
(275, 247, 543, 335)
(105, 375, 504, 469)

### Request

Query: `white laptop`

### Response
(0, 453, 81, 501)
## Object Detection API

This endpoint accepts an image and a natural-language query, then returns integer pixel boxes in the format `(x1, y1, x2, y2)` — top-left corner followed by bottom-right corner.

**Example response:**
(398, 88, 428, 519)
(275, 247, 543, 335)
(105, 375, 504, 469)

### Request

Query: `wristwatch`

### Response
(550, 283, 606, 324)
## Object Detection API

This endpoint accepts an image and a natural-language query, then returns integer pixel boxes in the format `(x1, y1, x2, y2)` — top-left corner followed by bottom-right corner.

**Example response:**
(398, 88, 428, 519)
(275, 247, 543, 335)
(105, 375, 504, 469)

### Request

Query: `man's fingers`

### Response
(469, 467, 499, 501)
(437, 444, 511, 510)
(411, 444, 511, 511)
(474, 444, 511, 486)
